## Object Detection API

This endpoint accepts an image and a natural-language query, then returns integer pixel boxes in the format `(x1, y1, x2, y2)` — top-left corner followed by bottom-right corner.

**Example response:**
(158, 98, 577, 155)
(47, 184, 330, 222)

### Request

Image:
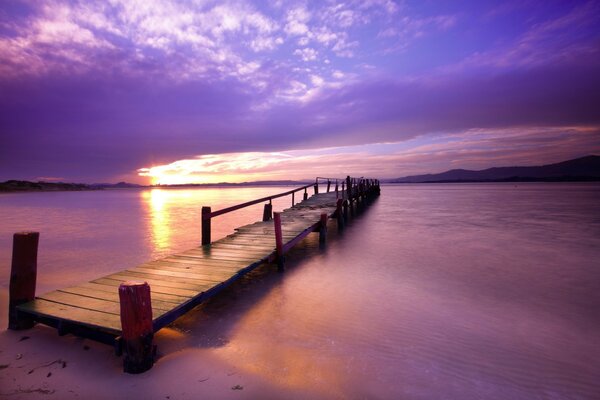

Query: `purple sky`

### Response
(1, 0, 599, 183)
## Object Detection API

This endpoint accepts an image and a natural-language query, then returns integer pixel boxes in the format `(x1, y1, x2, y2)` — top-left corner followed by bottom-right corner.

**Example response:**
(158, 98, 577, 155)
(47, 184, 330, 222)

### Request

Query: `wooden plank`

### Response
(74, 282, 190, 304)
(39, 291, 122, 315)
(18, 299, 122, 334)
(139, 262, 244, 275)
(59, 285, 181, 309)
(143, 259, 242, 270)
(117, 270, 224, 287)
(173, 253, 263, 263)
(199, 244, 274, 253)
(185, 249, 272, 259)
(158, 256, 243, 266)
(93, 277, 202, 297)
(130, 266, 238, 282)
(38, 291, 168, 318)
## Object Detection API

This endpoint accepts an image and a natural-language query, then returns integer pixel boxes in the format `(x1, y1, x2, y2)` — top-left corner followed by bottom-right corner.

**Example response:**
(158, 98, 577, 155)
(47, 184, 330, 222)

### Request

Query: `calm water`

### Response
(1, 184, 599, 399)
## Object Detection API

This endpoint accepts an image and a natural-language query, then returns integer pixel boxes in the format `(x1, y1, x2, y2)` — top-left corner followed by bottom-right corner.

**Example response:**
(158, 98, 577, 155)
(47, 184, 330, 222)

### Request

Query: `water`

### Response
(1, 183, 599, 399)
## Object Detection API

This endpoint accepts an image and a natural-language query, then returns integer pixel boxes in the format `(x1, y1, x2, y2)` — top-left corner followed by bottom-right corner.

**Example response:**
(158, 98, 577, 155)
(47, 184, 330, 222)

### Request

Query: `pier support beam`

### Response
(119, 282, 154, 374)
(8, 232, 39, 330)
(201, 206, 211, 245)
(319, 213, 328, 245)
(336, 199, 344, 231)
(274, 212, 284, 272)
(343, 200, 349, 222)
(262, 203, 273, 221)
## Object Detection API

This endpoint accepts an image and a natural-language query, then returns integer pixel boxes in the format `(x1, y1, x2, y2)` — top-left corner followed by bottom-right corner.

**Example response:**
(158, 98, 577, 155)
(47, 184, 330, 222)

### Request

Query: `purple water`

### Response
(1, 183, 599, 399)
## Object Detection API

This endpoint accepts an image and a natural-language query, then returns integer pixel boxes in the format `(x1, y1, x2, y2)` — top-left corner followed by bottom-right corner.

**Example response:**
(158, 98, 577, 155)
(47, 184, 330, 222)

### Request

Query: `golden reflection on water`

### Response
(215, 287, 347, 397)
(142, 189, 172, 251)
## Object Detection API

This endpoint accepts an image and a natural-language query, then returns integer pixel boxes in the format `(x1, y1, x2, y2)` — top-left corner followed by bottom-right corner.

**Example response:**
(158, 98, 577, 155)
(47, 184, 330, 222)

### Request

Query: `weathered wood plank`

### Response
(93, 277, 202, 297)
(73, 282, 190, 304)
(130, 266, 238, 282)
(116, 270, 224, 287)
(59, 286, 181, 309)
(18, 298, 122, 334)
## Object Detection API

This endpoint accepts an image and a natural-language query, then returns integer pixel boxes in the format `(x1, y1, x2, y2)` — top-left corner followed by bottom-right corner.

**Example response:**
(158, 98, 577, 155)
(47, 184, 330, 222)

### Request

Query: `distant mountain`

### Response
(388, 155, 600, 183)
(92, 181, 144, 189)
(0, 180, 99, 192)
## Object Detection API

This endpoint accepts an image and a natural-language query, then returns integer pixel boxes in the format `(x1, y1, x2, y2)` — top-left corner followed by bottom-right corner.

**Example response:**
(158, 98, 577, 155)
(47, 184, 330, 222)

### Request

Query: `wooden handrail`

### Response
(203, 183, 313, 220)
(201, 176, 380, 245)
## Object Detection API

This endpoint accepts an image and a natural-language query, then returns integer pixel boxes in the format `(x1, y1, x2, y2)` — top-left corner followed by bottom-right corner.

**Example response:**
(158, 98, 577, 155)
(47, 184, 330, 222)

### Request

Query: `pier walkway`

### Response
(8, 176, 380, 372)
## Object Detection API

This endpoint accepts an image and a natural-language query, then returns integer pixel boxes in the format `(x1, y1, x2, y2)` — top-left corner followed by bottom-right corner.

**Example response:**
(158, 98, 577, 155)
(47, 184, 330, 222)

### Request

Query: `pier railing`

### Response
(201, 176, 380, 245)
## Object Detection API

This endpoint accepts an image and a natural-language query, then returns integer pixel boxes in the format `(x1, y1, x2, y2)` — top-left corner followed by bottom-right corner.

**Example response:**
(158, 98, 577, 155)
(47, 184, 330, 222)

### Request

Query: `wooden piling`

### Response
(8, 232, 39, 330)
(343, 199, 349, 221)
(119, 281, 154, 374)
(262, 203, 273, 221)
(303, 189, 308, 201)
(336, 199, 344, 231)
(314, 183, 319, 194)
(327, 180, 331, 193)
(274, 212, 284, 271)
(201, 206, 211, 245)
(292, 192, 295, 206)
(319, 213, 328, 245)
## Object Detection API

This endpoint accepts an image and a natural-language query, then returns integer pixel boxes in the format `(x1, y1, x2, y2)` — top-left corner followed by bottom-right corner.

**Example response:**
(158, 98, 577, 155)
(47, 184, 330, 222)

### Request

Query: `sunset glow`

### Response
(1, 1, 599, 183)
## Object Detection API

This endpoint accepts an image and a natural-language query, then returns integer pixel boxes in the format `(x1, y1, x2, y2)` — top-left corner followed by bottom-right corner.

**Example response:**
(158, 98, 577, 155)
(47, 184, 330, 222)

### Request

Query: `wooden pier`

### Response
(7, 176, 380, 373)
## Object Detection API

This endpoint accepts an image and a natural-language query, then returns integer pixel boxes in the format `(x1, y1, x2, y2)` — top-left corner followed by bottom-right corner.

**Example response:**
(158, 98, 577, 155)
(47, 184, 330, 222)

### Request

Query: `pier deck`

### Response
(9, 177, 380, 372)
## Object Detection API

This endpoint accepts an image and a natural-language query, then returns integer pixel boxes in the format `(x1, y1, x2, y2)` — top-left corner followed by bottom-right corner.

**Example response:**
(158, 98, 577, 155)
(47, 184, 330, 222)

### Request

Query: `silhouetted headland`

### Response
(388, 155, 600, 183)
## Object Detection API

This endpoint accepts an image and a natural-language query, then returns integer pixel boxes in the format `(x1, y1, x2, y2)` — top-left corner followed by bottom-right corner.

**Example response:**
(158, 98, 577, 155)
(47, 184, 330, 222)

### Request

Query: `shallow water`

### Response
(1, 183, 599, 399)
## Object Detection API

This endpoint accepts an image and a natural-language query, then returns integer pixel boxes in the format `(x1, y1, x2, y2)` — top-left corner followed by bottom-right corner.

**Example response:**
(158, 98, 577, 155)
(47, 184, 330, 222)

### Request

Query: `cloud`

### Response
(293, 47, 318, 61)
(1, 1, 600, 183)
(138, 126, 600, 183)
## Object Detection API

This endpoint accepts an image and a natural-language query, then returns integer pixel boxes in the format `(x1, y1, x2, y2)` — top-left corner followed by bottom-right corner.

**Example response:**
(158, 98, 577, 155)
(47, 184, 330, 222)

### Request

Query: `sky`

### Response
(1, 0, 599, 184)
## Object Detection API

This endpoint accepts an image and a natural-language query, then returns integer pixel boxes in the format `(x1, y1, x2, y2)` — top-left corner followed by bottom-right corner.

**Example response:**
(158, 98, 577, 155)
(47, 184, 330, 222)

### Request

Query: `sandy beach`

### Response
(0, 288, 322, 400)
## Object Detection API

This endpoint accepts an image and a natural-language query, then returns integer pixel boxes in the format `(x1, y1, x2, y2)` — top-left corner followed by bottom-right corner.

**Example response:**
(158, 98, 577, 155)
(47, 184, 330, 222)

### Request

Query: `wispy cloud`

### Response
(137, 126, 600, 183)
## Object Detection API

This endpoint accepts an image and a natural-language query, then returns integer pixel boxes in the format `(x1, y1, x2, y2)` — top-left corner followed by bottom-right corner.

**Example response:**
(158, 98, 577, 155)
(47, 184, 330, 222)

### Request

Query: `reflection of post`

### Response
(201, 206, 211, 245)
(8, 232, 39, 330)
(274, 212, 284, 272)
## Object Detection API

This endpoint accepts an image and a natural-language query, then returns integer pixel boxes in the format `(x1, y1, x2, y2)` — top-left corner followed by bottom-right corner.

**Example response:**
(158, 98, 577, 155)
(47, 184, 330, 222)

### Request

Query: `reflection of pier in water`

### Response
(8, 176, 380, 373)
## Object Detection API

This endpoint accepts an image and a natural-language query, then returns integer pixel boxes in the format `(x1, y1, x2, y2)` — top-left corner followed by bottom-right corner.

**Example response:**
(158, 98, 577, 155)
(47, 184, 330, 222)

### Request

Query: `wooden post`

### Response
(314, 183, 319, 194)
(292, 192, 295, 206)
(346, 176, 352, 200)
(262, 203, 272, 221)
(336, 199, 344, 231)
(342, 182, 345, 199)
(303, 189, 308, 201)
(8, 232, 39, 330)
(343, 199, 349, 221)
(327, 180, 331, 193)
(201, 206, 211, 245)
(119, 282, 154, 374)
(335, 181, 339, 198)
(274, 212, 284, 272)
(319, 213, 328, 245)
